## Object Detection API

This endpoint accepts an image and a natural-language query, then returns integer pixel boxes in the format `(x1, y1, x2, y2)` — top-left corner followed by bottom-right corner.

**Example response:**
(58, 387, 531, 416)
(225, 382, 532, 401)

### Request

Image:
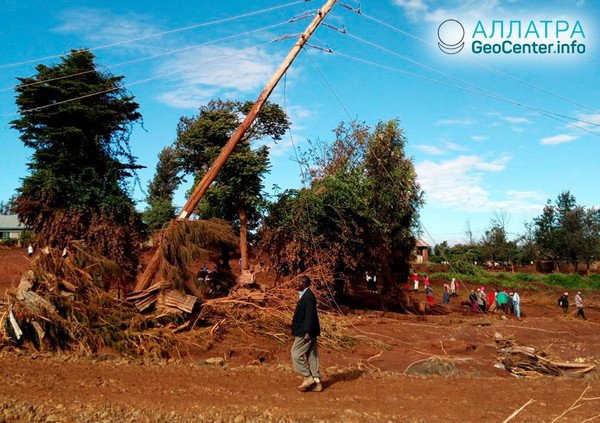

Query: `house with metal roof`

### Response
(0, 215, 24, 240)
(414, 237, 430, 263)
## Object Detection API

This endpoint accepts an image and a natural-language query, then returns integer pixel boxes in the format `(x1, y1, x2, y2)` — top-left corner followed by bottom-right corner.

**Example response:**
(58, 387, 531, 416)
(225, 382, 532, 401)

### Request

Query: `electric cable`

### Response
(0, 0, 310, 70)
(2, 20, 292, 94)
(328, 50, 600, 137)
(358, 11, 600, 115)
(3, 39, 276, 117)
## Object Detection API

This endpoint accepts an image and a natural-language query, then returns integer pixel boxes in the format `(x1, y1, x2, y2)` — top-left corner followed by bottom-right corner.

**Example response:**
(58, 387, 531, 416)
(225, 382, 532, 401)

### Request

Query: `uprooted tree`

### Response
(11, 49, 144, 287)
(259, 119, 423, 304)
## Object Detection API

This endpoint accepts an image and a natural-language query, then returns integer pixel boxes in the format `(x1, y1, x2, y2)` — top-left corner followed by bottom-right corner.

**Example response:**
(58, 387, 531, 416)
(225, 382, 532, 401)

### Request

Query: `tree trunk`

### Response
(586, 261, 590, 277)
(238, 197, 249, 271)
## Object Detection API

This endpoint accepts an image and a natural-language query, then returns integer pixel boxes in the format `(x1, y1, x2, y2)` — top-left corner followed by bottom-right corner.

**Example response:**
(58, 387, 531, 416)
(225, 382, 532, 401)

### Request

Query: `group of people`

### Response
(365, 271, 378, 293)
(558, 291, 587, 319)
(468, 287, 521, 318)
(288, 276, 591, 393)
(198, 264, 219, 283)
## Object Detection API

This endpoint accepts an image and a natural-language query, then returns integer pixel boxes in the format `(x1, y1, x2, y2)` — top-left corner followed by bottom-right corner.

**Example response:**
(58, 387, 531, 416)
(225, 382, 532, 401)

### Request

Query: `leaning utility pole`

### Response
(134, 0, 337, 292)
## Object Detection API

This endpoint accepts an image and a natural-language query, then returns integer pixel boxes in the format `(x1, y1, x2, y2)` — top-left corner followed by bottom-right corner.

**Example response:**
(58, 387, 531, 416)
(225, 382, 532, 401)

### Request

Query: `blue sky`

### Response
(1, 0, 598, 246)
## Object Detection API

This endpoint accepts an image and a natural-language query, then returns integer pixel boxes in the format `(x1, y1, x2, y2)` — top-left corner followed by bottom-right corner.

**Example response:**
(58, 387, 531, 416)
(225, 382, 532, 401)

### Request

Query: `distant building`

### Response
(0, 215, 24, 240)
(415, 238, 429, 263)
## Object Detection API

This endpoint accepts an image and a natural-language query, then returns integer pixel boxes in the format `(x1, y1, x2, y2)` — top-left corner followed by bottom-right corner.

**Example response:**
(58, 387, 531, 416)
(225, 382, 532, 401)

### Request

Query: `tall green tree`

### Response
(174, 99, 289, 269)
(533, 191, 599, 273)
(260, 120, 422, 297)
(580, 208, 600, 275)
(481, 211, 518, 271)
(11, 49, 143, 283)
(143, 146, 182, 231)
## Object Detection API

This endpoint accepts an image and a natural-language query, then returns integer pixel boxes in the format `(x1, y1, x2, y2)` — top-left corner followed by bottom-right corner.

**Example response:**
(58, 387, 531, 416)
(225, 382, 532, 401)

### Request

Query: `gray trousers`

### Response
(291, 336, 320, 378)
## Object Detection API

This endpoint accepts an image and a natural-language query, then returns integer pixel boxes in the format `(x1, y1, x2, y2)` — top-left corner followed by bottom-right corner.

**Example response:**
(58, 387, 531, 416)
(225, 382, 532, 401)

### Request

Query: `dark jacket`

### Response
(292, 289, 321, 338)
(558, 295, 569, 308)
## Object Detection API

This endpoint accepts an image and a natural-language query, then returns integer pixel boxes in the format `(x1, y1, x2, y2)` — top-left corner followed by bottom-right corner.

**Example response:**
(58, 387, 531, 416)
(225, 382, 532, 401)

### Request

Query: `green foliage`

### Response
(143, 146, 181, 231)
(142, 199, 177, 232)
(10, 49, 143, 283)
(259, 120, 422, 289)
(0, 199, 15, 215)
(19, 230, 33, 244)
(174, 99, 289, 254)
(432, 269, 600, 291)
(0, 238, 18, 247)
(534, 191, 600, 269)
(435, 243, 483, 267)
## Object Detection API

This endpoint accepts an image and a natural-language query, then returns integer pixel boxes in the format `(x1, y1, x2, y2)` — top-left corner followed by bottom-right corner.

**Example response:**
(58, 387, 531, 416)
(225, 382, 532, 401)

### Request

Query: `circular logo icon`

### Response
(438, 19, 465, 54)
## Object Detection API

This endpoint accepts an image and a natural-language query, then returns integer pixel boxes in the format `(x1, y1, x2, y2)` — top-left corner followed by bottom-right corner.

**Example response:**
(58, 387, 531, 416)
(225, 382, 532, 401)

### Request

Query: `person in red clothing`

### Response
(488, 288, 497, 313)
(423, 274, 430, 288)
(425, 285, 435, 306)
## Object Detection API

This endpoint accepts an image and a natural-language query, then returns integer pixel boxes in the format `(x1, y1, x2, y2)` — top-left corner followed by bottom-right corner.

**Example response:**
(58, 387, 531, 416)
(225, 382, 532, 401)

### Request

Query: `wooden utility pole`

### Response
(134, 0, 337, 292)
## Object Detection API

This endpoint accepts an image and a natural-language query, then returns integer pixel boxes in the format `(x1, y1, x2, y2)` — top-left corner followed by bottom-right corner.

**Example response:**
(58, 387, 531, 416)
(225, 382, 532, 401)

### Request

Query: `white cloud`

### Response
(503, 116, 532, 124)
(54, 8, 164, 55)
(436, 119, 475, 125)
(511, 127, 525, 133)
(156, 45, 280, 108)
(471, 135, 488, 141)
(506, 190, 546, 201)
(572, 112, 600, 131)
(540, 134, 578, 145)
(157, 86, 218, 109)
(415, 144, 445, 155)
(54, 7, 283, 109)
(415, 154, 541, 213)
(392, 0, 501, 23)
(444, 141, 467, 151)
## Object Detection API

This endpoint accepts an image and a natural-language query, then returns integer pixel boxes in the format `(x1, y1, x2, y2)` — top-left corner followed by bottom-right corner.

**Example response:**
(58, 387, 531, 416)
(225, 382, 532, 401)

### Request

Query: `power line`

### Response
(328, 50, 600, 137)
(2, 20, 291, 93)
(358, 11, 600, 115)
(0, 0, 310, 70)
(344, 31, 600, 128)
(3, 40, 276, 117)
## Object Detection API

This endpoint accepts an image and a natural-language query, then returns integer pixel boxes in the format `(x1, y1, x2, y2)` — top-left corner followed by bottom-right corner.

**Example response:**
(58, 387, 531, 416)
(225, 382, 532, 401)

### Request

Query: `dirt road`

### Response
(1, 248, 600, 422)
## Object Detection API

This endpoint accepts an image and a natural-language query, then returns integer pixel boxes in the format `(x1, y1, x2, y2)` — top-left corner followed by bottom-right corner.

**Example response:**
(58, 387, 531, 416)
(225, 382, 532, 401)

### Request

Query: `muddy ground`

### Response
(1, 246, 600, 422)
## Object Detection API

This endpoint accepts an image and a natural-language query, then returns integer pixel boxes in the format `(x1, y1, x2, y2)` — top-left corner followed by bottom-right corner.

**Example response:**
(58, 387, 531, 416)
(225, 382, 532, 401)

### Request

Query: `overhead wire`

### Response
(359, 11, 600, 115)
(0, 0, 311, 70)
(3, 39, 277, 117)
(329, 50, 600, 137)
(1, 20, 292, 94)
(344, 31, 600, 130)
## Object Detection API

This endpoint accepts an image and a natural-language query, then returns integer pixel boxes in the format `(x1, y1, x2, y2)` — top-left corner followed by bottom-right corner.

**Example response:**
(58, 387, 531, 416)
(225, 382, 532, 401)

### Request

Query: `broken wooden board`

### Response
(495, 332, 595, 377)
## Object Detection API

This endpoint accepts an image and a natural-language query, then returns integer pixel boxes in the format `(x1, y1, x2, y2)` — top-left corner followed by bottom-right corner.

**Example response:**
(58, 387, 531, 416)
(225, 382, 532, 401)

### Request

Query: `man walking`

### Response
(291, 275, 322, 392)
(558, 292, 569, 315)
(575, 292, 587, 320)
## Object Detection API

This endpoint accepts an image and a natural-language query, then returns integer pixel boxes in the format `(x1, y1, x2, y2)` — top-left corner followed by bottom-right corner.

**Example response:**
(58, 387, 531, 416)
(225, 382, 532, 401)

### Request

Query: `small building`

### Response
(0, 215, 25, 240)
(415, 238, 429, 263)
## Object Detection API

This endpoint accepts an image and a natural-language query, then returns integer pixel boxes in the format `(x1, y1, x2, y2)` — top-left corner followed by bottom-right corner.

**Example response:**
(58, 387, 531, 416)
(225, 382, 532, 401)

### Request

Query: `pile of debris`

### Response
(127, 218, 238, 313)
(495, 332, 595, 377)
(1, 248, 188, 357)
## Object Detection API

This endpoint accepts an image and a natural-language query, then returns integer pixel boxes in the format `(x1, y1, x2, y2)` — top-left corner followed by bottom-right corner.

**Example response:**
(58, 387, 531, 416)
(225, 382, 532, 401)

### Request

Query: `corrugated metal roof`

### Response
(415, 237, 430, 248)
(0, 215, 24, 230)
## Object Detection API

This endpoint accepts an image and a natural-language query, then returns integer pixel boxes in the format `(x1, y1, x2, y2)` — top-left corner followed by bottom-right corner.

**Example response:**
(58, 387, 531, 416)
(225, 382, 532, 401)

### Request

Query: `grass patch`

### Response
(432, 269, 598, 291)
